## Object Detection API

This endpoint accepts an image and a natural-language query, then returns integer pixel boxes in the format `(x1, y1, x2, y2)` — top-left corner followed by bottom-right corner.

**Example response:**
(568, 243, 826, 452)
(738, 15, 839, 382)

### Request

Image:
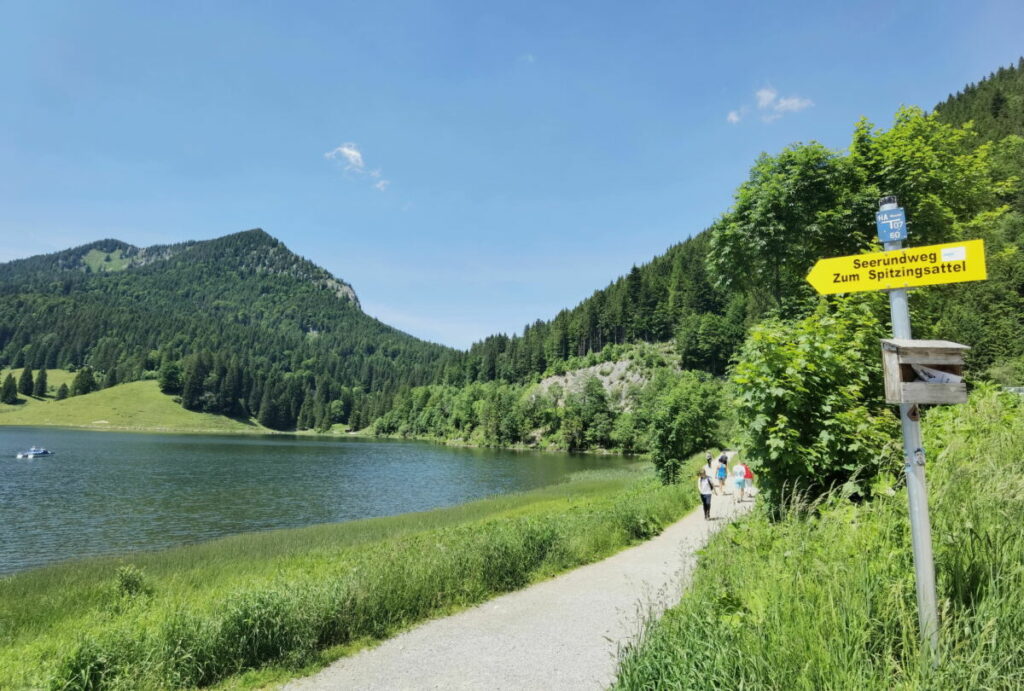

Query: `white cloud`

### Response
(728, 86, 813, 124)
(324, 143, 365, 171)
(755, 87, 778, 110)
(774, 96, 813, 113)
(519, 53, 536, 63)
(325, 142, 393, 191)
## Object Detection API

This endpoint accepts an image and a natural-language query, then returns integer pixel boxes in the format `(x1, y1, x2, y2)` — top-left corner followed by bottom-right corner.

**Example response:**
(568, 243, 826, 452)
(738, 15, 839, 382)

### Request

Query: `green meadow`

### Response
(0, 367, 76, 395)
(0, 376, 267, 434)
(0, 459, 704, 689)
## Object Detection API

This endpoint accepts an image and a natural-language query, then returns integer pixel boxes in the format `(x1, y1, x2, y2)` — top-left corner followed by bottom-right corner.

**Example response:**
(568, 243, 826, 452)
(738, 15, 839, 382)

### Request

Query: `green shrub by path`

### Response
(613, 388, 1024, 690)
(0, 462, 701, 689)
(730, 296, 901, 512)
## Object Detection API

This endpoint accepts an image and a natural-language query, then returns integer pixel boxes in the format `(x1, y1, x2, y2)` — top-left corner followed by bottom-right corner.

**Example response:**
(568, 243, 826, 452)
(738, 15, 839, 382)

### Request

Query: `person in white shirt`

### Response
(697, 469, 714, 520)
(703, 456, 720, 495)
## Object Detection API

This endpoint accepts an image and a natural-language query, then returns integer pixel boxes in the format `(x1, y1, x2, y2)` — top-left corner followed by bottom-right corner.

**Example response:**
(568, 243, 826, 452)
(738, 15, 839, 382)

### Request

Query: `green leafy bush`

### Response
(730, 297, 900, 509)
(114, 565, 151, 598)
(649, 371, 721, 484)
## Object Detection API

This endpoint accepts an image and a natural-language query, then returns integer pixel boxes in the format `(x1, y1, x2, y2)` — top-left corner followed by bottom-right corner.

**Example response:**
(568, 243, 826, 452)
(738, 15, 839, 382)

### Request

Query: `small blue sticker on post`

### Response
(876, 208, 907, 243)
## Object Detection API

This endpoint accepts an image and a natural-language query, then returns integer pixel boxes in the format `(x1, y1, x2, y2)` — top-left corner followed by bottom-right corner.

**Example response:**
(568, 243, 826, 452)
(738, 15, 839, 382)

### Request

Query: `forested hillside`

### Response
(459, 233, 749, 383)
(0, 230, 459, 430)
(935, 57, 1024, 141)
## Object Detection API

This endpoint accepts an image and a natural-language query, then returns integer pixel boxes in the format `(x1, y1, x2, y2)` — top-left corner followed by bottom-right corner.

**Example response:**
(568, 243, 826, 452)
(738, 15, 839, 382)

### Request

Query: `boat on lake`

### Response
(16, 447, 54, 459)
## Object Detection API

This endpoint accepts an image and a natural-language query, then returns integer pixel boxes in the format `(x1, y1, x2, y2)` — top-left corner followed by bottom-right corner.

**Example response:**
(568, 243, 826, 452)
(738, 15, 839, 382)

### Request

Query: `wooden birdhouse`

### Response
(880, 339, 969, 405)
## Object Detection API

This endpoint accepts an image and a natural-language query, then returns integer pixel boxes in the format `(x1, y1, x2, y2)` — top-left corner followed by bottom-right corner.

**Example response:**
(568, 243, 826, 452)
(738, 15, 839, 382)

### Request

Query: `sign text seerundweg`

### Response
(805, 239, 987, 294)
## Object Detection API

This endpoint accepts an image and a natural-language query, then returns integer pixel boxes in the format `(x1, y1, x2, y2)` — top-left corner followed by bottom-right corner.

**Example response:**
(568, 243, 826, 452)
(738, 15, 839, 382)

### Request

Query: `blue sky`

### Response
(2, 1, 1022, 348)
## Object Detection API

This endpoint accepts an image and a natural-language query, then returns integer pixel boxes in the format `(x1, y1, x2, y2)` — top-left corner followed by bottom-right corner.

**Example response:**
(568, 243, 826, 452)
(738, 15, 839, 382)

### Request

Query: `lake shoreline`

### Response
(1, 427, 635, 575)
(2, 419, 636, 456)
(361, 429, 638, 456)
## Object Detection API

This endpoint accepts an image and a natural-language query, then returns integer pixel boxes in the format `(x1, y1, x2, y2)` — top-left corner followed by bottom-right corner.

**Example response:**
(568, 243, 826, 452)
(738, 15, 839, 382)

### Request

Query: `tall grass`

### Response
(614, 388, 1024, 690)
(0, 462, 701, 689)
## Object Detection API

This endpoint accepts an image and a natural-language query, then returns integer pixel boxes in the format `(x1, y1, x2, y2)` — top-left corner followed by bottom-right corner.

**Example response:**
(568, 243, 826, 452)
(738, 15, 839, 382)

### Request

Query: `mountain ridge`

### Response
(0, 228, 456, 430)
(0, 228, 361, 308)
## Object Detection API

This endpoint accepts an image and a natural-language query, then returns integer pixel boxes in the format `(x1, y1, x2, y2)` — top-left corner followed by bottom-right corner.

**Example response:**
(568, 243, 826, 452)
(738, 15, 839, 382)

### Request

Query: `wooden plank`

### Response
(882, 347, 903, 403)
(882, 338, 970, 351)
(900, 382, 968, 405)
(897, 352, 965, 366)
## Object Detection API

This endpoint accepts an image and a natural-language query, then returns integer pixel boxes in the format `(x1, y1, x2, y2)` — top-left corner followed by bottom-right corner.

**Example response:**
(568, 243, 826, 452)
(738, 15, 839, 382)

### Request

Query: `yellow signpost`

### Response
(805, 239, 987, 295)
(807, 205, 989, 667)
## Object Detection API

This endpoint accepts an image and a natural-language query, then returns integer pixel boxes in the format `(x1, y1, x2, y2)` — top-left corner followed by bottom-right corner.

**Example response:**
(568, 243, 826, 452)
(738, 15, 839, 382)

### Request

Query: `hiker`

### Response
(716, 453, 729, 493)
(703, 454, 720, 495)
(732, 459, 746, 502)
(743, 461, 755, 498)
(697, 469, 714, 520)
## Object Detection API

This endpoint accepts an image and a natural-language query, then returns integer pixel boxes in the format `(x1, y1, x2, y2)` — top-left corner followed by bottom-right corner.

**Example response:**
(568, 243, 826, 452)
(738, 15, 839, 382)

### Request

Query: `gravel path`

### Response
(286, 489, 752, 691)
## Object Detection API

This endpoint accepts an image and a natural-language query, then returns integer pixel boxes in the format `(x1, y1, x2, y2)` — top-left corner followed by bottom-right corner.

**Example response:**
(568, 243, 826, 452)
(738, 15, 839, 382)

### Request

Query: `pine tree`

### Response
(990, 90, 1007, 118)
(71, 368, 97, 396)
(180, 354, 210, 410)
(18, 368, 34, 396)
(296, 391, 315, 430)
(2, 374, 18, 404)
(56, 383, 69, 400)
(258, 387, 280, 429)
(158, 361, 183, 394)
(33, 368, 48, 397)
(103, 368, 118, 389)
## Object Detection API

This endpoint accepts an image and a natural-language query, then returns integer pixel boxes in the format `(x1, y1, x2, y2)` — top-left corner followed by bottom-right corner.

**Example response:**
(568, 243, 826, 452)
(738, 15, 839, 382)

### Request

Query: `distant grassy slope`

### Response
(81, 248, 131, 273)
(0, 367, 74, 397)
(0, 379, 266, 434)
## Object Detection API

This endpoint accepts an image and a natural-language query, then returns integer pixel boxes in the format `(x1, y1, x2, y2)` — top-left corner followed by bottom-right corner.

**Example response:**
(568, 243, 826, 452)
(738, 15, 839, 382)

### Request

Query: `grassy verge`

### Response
(1, 459, 704, 689)
(613, 388, 1024, 690)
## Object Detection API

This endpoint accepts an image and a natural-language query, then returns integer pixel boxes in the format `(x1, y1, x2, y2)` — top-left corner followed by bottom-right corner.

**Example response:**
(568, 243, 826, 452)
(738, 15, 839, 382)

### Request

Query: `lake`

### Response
(0, 427, 629, 574)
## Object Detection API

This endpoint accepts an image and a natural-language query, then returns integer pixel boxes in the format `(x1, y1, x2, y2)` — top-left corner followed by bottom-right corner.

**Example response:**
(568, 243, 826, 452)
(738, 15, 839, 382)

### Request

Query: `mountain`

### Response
(0, 231, 359, 305)
(0, 229, 457, 429)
